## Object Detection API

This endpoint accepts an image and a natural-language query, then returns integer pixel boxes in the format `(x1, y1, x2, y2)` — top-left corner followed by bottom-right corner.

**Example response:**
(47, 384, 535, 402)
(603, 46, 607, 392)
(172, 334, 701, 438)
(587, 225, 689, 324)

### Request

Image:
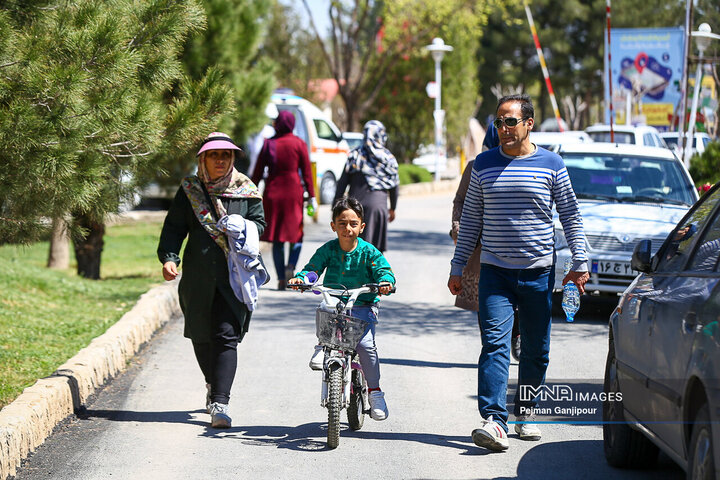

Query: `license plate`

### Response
(591, 260, 635, 276)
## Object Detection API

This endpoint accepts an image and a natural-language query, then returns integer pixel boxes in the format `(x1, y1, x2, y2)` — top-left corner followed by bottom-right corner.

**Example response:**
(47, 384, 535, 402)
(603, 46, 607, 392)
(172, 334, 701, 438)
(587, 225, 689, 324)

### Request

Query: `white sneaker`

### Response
(514, 414, 542, 440)
(208, 402, 231, 429)
(309, 345, 324, 370)
(472, 416, 509, 451)
(369, 391, 389, 420)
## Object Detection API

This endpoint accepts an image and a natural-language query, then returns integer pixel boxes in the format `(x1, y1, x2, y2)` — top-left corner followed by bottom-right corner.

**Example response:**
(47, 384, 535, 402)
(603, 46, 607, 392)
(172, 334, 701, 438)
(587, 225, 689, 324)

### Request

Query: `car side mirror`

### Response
(631, 240, 653, 273)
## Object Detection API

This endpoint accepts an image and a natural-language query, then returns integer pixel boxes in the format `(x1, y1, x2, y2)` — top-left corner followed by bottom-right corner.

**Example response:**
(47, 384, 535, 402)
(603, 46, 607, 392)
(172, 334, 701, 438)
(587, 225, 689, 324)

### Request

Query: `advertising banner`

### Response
(604, 27, 685, 130)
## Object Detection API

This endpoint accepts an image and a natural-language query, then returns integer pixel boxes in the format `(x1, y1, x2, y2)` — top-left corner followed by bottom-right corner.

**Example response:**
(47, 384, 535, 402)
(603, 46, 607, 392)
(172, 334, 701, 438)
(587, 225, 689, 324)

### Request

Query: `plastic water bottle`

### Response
(307, 197, 317, 217)
(561, 257, 580, 322)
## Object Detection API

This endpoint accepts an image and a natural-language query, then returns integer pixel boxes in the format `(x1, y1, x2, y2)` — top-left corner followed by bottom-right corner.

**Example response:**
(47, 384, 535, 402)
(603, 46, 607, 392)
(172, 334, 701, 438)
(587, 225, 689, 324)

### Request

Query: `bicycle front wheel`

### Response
(327, 363, 343, 449)
(347, 366, 366, 431)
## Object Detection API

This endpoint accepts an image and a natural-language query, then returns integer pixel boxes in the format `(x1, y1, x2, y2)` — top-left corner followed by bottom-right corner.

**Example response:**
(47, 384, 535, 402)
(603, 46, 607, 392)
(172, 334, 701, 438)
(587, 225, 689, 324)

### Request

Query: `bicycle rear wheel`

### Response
(327, 363, 343, 449)
(347, 365, 366, 430)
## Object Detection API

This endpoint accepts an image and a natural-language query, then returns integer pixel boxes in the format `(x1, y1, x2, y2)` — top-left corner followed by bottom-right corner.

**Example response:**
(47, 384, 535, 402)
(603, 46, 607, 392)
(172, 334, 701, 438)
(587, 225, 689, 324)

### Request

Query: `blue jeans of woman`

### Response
(476, 264, 553, 432)
(272, 241, 302, 280)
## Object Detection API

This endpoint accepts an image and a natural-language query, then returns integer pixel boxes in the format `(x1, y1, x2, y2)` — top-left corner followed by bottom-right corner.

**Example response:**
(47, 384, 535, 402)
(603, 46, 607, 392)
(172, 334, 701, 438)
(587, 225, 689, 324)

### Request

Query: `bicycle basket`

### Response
(315, 310, 368, 350)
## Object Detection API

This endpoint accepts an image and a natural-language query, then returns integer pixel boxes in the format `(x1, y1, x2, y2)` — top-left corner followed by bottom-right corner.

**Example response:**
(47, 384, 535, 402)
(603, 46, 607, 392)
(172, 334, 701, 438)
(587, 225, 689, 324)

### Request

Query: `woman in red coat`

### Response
(251, 110, 316, 289)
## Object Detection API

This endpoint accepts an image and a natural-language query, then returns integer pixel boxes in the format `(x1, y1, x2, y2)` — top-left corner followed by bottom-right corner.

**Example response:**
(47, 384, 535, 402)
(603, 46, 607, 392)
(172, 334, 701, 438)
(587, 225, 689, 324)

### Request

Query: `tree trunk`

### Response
(47, 216, 70, 269)
(72, 213, 105, 280)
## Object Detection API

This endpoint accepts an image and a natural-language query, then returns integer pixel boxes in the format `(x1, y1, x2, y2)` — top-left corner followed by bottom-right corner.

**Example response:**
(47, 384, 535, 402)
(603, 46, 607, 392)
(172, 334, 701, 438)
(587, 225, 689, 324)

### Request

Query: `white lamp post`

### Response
(684, 23, 720, 167)
(425, 37, 453, 181)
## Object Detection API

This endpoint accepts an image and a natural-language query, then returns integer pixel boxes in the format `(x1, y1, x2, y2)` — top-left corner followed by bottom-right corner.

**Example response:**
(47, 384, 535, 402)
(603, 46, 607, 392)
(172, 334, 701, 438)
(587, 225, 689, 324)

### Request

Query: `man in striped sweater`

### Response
(448, 94, 589, 452)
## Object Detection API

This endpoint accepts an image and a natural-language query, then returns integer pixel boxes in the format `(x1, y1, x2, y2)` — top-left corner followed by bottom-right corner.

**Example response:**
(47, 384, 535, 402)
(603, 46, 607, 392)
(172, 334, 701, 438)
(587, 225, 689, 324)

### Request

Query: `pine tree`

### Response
(178, 0, 275, 175)
(0, 0, 232, 278)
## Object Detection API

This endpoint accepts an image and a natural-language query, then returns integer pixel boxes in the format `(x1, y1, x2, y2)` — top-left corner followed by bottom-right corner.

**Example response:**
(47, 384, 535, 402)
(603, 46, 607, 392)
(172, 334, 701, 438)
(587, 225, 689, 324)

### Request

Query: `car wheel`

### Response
(688, 403, 714, 480)
(319, 172, 336, 205)
(603, 335, 658, 468)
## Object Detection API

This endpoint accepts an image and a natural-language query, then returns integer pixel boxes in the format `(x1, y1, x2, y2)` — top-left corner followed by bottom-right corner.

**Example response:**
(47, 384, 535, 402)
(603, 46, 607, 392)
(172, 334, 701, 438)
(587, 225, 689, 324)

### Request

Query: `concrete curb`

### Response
(0, 280, 180, 480)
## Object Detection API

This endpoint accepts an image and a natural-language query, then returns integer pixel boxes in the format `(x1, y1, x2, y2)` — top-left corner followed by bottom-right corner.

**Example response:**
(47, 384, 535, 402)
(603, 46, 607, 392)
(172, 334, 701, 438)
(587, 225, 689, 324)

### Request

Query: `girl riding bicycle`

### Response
(289, 196, 395, 420)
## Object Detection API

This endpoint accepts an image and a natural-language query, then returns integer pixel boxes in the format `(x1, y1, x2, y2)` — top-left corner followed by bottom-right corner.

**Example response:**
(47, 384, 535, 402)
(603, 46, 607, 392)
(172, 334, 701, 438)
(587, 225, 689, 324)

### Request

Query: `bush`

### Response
(398, 163, 434, 185)
(689, 141, 720, 189)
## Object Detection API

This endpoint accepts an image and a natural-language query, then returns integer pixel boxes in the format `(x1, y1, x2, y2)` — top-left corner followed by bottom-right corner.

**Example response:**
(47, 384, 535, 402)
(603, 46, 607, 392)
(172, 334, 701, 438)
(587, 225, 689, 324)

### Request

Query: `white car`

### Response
(342, 132, 364, 151)
(411, 144, 447, 174)
(270, 93, 350, 204)
(553, 143, 699, 294)
(585, 124, 668, 149)
(530, 130, 592, 151)
(659, 131, 712, 157)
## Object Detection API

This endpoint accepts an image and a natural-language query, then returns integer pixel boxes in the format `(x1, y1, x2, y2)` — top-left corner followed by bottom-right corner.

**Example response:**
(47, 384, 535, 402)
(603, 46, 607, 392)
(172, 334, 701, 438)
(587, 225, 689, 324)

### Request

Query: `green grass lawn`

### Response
(0, 220, 166, 409)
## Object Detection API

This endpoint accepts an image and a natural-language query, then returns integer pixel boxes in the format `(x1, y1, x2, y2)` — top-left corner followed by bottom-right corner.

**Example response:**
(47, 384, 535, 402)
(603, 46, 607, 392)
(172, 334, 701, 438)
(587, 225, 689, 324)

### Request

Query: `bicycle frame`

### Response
(312, 285, 372, 411)
(290, 277, 393, 447)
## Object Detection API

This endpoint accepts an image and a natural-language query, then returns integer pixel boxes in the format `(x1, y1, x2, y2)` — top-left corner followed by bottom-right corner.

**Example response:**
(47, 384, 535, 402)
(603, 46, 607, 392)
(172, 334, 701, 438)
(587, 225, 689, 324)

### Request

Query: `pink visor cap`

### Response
(196, 132, 242, 156)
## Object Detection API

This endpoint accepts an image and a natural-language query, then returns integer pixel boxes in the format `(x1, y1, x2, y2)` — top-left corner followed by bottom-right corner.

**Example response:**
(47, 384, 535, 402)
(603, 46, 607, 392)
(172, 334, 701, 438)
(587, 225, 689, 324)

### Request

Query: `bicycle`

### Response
(289, 271, 394, 449)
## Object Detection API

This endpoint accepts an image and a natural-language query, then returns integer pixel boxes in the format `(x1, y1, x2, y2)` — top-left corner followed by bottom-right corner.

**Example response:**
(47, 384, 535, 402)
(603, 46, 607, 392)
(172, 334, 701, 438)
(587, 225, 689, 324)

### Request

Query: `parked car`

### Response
(342, 131, 364, 151)
(585, 124, 668, 149)
(603, 181, 720, 476)
(270, 92, 350, 204)
(660, 131, 713, 157)
(530, 130, 592, 150)
(553, 143, 698, 294)
(411, 144, 447, 174)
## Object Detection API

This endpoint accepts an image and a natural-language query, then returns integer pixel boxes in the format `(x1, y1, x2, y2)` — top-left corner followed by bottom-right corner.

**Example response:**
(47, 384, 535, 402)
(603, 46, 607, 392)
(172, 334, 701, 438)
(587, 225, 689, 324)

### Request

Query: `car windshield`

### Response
(561, 153, 696, 206)
(587, 132, 634, 144)
(662, 135, 697, 149)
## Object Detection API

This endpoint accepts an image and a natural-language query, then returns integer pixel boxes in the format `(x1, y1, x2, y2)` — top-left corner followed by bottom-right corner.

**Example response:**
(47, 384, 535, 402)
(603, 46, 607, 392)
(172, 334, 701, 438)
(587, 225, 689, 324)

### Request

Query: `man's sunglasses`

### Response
(493, 117, 528, 129)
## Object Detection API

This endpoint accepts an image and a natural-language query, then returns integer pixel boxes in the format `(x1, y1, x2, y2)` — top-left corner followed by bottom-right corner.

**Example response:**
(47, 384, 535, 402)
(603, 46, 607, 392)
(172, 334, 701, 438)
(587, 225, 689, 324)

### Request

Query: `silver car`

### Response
(553, 143, 699, 294)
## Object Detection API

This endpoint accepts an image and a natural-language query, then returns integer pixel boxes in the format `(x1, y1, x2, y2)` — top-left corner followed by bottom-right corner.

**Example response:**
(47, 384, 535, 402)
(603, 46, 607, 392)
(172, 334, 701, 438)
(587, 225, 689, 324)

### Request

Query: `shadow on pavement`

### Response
(199, 421, 480, 454)
(386, 229, 455, 254)
(381, 357, 475, 369)
(79, 408, 206, 427)
(493, 439, 683, 480)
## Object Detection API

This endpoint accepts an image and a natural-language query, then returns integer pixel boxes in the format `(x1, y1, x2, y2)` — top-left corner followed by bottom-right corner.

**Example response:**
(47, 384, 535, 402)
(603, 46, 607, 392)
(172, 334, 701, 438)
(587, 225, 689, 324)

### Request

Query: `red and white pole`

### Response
(606, 0, 614, 142)
(523, 0, 564, 131)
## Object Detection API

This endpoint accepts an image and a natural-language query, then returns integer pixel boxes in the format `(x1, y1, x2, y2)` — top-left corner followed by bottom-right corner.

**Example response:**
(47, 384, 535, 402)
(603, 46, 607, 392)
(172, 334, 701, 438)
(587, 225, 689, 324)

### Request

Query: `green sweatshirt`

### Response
(295, 238, 395, 305)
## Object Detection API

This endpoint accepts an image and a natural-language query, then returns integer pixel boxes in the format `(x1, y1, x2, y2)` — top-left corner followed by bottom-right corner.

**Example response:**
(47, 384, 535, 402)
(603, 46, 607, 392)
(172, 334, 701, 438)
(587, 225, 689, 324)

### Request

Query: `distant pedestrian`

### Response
(334, 120, 398, 252)
(251, 110, 317, 289)
(158, 132, 266, 429)
(448, 94, 589, 451)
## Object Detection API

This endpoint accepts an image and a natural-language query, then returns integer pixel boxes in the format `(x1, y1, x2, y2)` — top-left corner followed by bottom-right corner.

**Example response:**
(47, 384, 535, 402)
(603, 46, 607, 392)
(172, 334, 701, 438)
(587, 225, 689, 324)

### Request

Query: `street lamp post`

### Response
(683, 23, 720, 167)
(425, 37, 453, 181)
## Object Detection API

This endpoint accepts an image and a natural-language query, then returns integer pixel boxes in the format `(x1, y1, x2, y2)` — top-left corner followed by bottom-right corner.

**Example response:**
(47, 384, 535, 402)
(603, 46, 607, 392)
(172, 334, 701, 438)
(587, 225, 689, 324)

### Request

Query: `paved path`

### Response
(14, 193, 683, 479)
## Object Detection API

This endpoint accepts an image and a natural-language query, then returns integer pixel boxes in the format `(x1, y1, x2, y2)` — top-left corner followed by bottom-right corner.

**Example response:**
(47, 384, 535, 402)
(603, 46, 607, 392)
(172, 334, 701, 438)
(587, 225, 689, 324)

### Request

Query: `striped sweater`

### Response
(450, 146, 588, 275)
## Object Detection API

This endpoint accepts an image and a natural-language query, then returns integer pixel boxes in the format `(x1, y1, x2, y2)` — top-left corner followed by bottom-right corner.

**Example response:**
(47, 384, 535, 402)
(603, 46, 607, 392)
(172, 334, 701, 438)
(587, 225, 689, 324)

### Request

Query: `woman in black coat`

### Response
(158, 132, 266, 429)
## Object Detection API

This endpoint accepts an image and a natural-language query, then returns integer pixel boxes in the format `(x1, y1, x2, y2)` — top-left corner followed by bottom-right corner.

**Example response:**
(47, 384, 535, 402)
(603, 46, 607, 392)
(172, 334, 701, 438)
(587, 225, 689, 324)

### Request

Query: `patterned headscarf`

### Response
(182, 133, 262, 253)
(345, 120, 399, 191)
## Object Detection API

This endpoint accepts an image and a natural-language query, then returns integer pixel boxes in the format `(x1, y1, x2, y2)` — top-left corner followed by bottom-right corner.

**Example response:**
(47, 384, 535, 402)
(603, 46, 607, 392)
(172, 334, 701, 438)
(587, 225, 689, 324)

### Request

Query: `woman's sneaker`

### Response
(514, 414, 542, 440)
(369, 391, 389, 420)
(472, 416, 509, 451)
(309, 345, 324, 370)
(208, 402, 231, 429)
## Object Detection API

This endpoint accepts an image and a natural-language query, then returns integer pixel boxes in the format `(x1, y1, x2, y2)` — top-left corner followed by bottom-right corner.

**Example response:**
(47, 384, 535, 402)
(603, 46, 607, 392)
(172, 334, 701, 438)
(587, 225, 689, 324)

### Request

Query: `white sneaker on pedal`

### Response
(369, 391, 389, 421)
(514, 414, 542, 440)
(309, 345, 324, 370)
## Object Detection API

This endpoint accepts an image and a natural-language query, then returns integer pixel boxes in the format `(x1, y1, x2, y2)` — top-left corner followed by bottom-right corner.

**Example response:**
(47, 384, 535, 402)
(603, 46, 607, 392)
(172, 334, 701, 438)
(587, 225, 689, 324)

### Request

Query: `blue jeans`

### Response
(351, 306, 381, 389)
(476, 264, 553, 432)
(272, 241, 302, 280)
